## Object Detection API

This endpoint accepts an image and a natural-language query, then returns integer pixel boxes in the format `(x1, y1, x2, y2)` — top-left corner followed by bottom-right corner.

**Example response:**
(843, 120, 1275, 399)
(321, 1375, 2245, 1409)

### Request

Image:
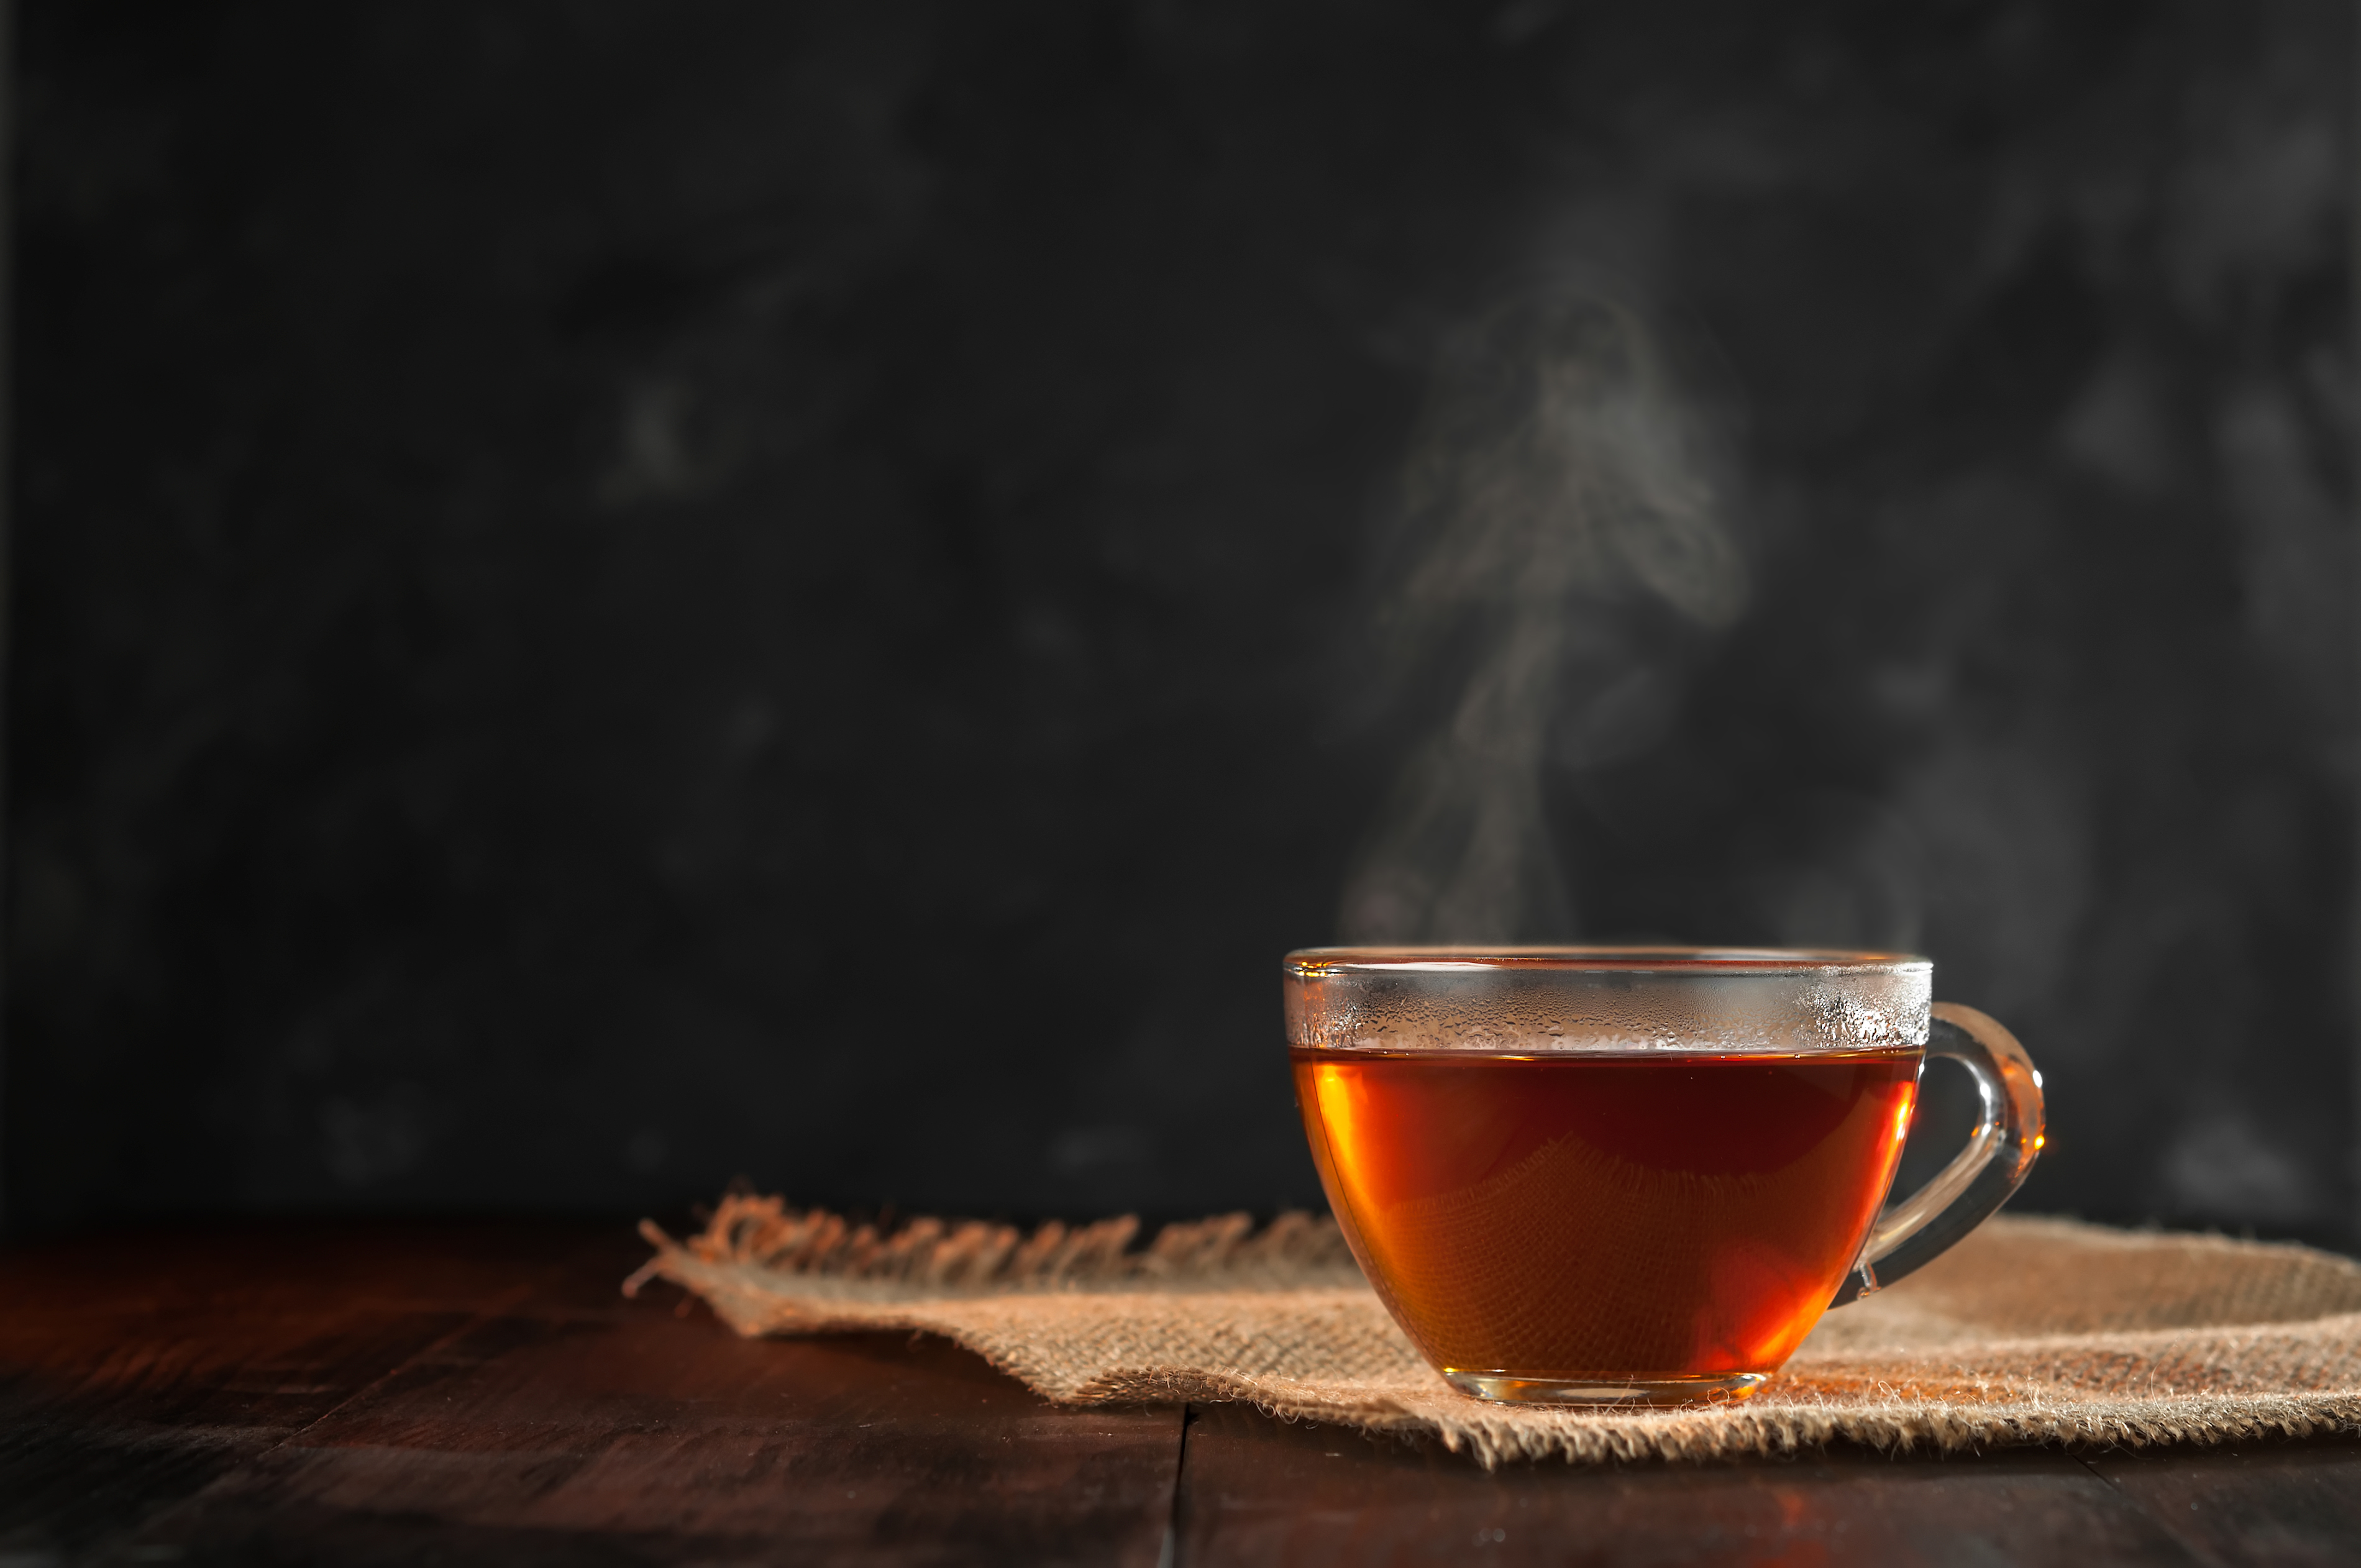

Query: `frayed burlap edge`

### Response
(1096, 1374, 2361, 1469)
(624, 1192, 1365, 1298)
(626, 1198, 2361, 1467)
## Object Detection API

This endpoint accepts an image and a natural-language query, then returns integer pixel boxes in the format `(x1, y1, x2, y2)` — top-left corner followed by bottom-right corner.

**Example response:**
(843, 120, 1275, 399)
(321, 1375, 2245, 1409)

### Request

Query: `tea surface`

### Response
(1292, 1047, 1919, 1379)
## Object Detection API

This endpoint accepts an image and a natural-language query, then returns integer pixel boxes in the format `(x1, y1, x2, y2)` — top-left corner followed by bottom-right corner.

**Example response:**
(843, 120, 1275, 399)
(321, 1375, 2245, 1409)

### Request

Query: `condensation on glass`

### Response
(1286, 947, 2044, 1408)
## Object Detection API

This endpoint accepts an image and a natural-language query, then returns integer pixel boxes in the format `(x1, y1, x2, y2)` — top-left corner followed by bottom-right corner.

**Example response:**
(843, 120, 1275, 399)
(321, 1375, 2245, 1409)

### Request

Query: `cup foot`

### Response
(1441, 1370, 1770, 1407)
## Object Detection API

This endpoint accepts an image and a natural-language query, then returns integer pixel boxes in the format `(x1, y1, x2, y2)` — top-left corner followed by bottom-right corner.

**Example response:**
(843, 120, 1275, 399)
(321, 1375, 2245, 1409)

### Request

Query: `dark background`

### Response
(6, 2, 2354, 1242)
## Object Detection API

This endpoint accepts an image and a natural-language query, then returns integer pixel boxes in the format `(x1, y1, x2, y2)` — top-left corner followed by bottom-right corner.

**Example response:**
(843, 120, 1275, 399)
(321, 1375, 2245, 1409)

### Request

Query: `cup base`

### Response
(1441, 1370, 1771, 1407)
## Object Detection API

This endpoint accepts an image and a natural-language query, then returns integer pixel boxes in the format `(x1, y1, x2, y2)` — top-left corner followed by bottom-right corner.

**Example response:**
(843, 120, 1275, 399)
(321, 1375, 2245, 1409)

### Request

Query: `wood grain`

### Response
(2083, 1439, 2361, 1567)
(0, 1224, 1180, 1566)
(6, 1221, 2360, 1566)
(1174, 1400, 2208, 1567)
(127, 1321, 1180, 1567)
(0, 1221, 560, 1560)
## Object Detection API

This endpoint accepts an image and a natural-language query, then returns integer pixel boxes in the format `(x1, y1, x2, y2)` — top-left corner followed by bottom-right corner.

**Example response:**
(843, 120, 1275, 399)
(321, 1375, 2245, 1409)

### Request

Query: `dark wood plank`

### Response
(18, 1221, 2361, 1566)
(110, 1298, 1181, 1566)
(1174, 1401, 2210, 1567)
(2083, 1439, 2361, 1567)
(0, 1223, 578, 1561)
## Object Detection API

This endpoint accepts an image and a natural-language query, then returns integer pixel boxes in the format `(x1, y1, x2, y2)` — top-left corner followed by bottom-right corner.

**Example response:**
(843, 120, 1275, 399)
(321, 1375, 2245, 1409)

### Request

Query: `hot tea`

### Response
(1292, 1047, 1920, 1390)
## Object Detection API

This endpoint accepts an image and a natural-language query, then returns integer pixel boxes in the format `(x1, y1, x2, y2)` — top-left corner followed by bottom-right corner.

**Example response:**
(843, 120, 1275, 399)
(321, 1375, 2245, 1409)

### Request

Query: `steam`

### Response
(1340, 287, 1748, 944)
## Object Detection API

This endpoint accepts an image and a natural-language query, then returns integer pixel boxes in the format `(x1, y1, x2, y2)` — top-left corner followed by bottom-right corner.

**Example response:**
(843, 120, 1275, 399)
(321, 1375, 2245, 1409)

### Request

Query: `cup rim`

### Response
(1284, 945, 1930, 976)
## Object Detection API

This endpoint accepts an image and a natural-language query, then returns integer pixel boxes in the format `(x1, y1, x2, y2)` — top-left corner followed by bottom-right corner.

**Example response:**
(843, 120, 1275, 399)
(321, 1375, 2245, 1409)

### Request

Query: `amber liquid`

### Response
(1293, 1047, 1920, 1380)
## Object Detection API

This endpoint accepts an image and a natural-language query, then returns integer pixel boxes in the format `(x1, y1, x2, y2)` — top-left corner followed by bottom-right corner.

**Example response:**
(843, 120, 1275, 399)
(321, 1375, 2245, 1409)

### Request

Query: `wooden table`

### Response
(4, 1221, 2358, 1566)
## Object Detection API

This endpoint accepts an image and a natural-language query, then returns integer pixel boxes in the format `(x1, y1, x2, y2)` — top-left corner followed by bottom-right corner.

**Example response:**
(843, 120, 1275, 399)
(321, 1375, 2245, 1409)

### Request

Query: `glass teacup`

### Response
(1287, 947, 2043, 1406)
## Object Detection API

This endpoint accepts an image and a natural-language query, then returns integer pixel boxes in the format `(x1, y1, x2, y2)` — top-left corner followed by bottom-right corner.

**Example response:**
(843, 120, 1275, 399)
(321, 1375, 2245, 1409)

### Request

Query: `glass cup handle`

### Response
(1829, 1001, 2046, 1307)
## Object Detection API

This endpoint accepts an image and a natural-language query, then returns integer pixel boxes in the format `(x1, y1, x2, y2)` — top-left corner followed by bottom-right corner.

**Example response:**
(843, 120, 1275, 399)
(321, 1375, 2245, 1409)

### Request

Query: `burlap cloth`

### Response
(626, 1195, 2361, 1467)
